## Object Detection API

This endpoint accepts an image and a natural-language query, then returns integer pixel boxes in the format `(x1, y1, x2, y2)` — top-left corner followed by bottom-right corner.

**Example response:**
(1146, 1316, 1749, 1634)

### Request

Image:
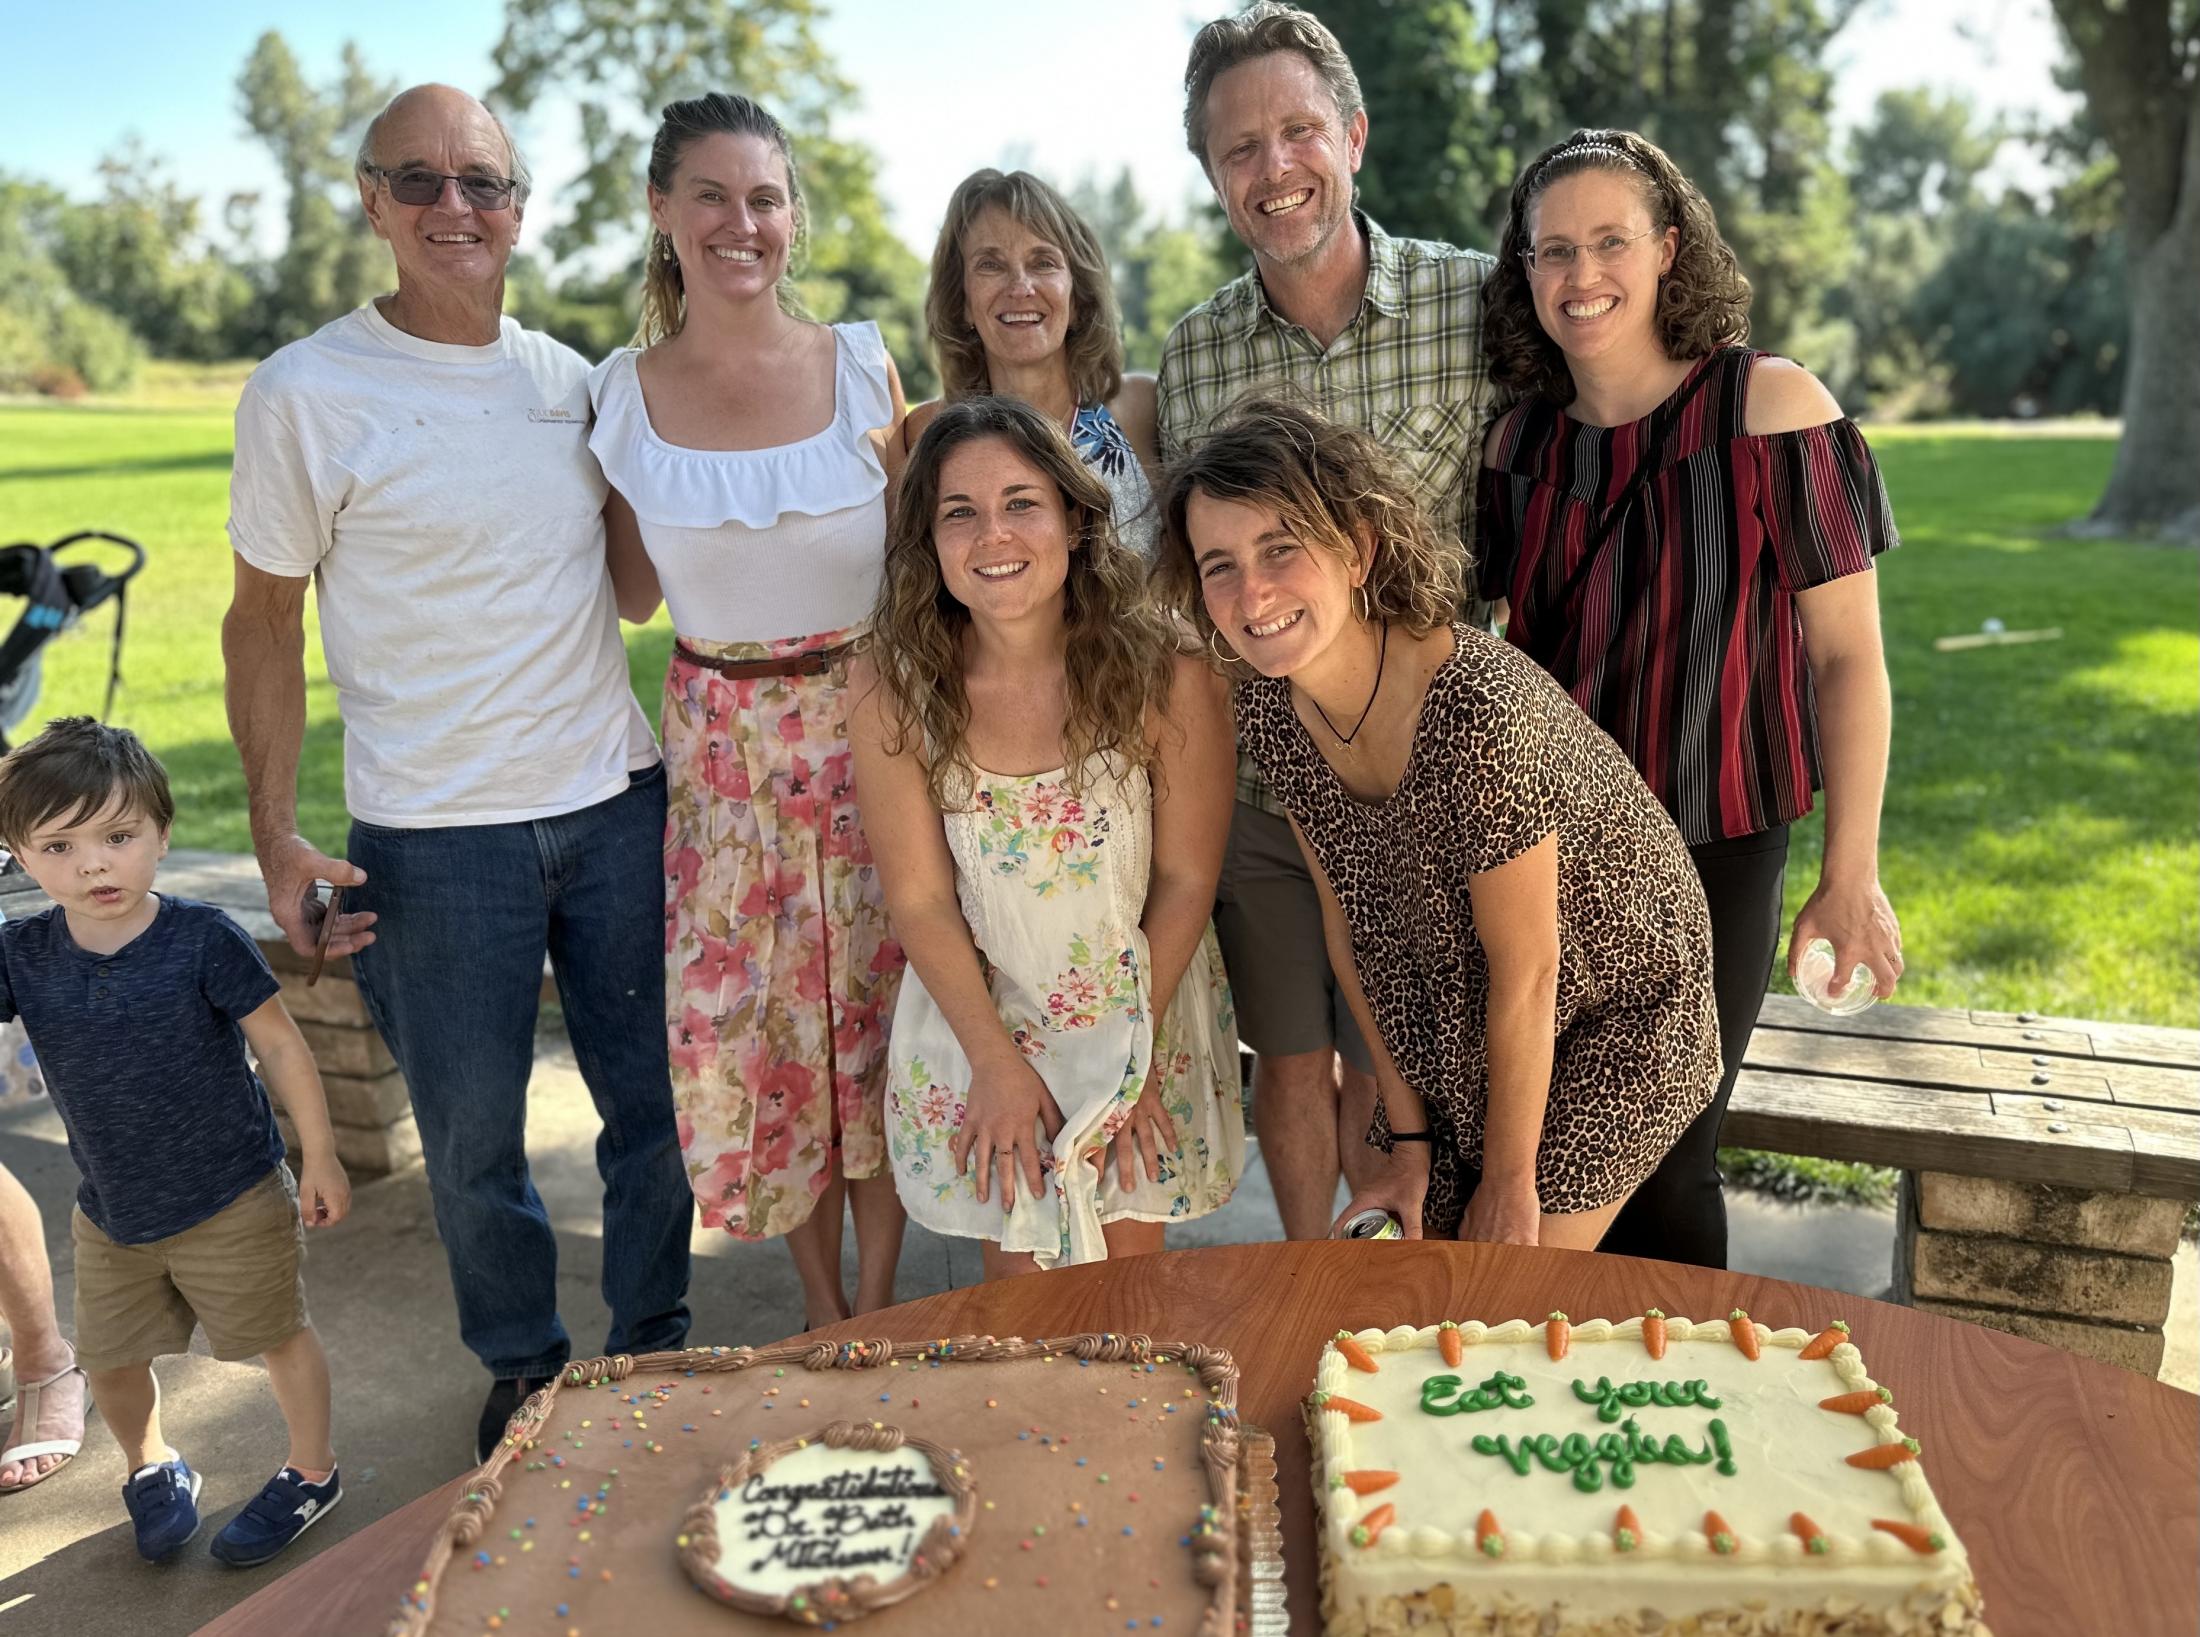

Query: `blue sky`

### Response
(4, 0, 2070, 260)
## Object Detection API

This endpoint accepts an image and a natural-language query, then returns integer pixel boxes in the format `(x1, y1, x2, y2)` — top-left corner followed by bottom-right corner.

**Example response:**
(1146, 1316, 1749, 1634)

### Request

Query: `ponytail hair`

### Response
(636, 91, 807, 345)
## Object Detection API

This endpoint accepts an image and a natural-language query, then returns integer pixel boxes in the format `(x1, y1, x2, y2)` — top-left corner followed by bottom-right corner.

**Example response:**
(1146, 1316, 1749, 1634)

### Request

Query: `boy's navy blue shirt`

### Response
(0, 895, 285, 1244)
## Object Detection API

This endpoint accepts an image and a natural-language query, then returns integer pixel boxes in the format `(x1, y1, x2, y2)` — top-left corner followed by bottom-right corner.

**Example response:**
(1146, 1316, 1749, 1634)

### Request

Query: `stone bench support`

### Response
(264, 951, 420, 1177)
(1898, 1171, 2184, 1375)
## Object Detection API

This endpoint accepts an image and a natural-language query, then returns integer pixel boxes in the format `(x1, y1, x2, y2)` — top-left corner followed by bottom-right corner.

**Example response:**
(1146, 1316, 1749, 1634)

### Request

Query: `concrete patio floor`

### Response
(1, 1026, 2190, 1636)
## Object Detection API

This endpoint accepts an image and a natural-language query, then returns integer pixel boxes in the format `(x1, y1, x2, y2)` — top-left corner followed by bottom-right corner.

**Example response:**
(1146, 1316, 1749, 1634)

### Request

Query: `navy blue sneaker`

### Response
(122, 1455, 203, 1560)
(209, 1466, 343, 1567)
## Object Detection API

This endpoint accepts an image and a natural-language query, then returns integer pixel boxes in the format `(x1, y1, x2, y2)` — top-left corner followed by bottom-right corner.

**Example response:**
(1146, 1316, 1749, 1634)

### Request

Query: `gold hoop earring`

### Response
(1353, 584, 1372, 622)
(1207, 626, 1236, 665)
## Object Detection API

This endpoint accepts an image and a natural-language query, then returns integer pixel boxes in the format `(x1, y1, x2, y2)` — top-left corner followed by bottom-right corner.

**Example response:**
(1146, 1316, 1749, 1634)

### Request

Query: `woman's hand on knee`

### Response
(949, 1054, 1064, 1212)
(1105, 1065, 1179, 1192)
(1459, 1175, 1542, 1246)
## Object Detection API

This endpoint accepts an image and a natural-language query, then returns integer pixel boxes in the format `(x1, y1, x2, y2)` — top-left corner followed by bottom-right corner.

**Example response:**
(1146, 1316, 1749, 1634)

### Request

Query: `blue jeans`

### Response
(349, 765, 691, 1378)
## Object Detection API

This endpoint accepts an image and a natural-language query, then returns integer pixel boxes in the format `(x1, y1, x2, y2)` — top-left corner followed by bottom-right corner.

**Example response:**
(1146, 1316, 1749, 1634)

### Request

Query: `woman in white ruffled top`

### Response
(850, 397, 1242, 1275)
(589, 92, 910, 1329)
(902, 170, 1160, 558)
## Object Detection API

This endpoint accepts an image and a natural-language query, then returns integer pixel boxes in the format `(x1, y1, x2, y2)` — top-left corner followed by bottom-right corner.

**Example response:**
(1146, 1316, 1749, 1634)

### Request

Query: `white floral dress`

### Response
(886, 755, 1242, 1267)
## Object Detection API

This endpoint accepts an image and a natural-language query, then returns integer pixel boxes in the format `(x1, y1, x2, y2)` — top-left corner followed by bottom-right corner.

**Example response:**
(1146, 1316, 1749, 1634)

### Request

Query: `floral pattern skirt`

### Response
(662, 628, 904, 1241)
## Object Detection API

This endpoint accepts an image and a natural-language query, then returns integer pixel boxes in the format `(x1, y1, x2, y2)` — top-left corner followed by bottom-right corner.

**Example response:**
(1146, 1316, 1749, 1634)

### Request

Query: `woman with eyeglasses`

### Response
(586, 92, 912, 1330)
(1476, 129, 1904, 1270)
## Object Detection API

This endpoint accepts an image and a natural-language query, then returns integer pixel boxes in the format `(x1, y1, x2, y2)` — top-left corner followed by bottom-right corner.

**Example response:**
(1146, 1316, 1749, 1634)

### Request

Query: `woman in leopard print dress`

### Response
(1153, 399, 1718, 1247)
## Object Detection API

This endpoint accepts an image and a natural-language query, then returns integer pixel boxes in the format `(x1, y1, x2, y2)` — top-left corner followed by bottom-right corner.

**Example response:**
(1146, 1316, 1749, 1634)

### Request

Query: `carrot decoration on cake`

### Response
(1614, 1505, 1642, 1553)
(1728, 1309, 1761, 1360)
(1789, 1513, 1829, 1555)
(1476, 1508, 1505, 1558)
(1846, 1437, 1921, 1469)
(1438, 1321, 1464, 1368)
(1799, 1319, 1851, 1360)
(1871, 1519, 1947, 1554)
(1819, 1387, 1893, 1415)
(1333, 1332, 1381, 1373)
(1545, 1312, 1571, 1361)
(1338, 1470, 1398, 1495)
(1309, 1391, 1382, 1423)
(1641, 1309, 1668, 1360)
(1705, 1511, 1738, 1555)
(1350, 1503, 1397, 1548)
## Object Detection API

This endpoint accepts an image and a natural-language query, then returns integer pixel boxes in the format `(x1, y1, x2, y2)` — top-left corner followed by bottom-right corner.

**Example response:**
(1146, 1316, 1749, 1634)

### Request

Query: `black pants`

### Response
(1597, 824, 1790, 1268)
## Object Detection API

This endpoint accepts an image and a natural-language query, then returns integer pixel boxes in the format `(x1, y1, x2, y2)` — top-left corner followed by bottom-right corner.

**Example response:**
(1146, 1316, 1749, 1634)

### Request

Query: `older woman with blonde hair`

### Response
(1155, 397, 1717, 1248)
(907, 170, 1161, 555)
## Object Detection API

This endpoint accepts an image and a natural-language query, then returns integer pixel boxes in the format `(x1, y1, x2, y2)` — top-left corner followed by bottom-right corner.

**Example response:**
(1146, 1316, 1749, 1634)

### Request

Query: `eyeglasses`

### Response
(1520, 229, 1657, 276)
(364, 165, 521, 211)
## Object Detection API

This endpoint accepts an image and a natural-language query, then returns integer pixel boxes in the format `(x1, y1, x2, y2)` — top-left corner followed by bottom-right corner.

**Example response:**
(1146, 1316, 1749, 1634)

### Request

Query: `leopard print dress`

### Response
(1237, 625, 1719, 1234)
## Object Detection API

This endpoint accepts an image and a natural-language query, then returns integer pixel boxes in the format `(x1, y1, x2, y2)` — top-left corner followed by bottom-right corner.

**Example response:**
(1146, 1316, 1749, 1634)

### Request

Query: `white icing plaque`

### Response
(679, 1422, 975, 1624)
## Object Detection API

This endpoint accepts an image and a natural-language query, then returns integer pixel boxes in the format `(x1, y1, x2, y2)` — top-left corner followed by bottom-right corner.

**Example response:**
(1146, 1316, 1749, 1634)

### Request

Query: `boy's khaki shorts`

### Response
(72, 1168, 309, 1372)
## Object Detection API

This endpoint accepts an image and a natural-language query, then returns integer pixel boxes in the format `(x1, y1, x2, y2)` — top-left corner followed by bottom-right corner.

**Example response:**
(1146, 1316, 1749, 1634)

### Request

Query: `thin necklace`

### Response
(1311, 620, 1389, 746)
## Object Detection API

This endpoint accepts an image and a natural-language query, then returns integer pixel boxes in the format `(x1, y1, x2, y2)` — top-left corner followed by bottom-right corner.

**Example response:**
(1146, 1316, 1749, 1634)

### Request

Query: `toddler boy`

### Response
(0, 717, 350, 1564)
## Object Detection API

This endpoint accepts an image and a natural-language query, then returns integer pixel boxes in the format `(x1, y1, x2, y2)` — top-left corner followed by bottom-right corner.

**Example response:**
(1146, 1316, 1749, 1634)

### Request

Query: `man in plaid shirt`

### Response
(1158, 1, 1501, 1240)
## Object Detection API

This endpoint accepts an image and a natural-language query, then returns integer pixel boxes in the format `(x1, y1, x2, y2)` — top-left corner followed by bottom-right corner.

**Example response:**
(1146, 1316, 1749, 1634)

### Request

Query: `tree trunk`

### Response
(2087, 176, 2200, 541)
(2051, 0, 2199, 541)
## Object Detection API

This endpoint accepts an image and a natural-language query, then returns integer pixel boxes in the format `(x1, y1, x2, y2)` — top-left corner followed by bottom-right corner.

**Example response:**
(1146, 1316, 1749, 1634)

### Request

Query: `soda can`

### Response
(1336, 1208, 1403, 1241)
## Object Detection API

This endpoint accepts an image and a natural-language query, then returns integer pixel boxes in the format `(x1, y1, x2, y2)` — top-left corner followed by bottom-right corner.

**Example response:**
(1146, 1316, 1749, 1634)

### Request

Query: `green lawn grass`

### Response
(4, 393, 2194, 1044)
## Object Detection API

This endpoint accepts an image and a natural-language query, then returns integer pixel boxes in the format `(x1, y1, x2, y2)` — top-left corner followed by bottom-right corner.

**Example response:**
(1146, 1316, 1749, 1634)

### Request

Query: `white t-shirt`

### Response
(229, 302, 658, 828)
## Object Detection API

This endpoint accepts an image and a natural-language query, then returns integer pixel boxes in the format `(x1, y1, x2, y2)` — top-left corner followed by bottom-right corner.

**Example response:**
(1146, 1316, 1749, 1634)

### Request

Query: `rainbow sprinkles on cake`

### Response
(1309, 1311, 1989, 1636)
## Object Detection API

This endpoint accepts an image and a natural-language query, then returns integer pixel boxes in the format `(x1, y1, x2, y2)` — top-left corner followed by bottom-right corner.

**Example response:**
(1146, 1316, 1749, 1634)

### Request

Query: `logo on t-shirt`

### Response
(527, 407, 584, 427)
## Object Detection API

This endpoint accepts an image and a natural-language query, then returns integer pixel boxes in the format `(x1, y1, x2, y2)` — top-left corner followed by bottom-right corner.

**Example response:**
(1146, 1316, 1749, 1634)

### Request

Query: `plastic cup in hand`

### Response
(1796, 938, 1876, 1015)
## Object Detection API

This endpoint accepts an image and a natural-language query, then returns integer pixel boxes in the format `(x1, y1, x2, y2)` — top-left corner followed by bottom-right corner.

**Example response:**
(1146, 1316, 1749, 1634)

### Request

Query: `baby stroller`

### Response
(0, 529, 146, 883)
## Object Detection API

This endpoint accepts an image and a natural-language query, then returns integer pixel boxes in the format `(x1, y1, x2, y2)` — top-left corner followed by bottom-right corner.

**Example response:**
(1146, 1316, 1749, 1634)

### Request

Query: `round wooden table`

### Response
(195, 1241, 2197, 1637)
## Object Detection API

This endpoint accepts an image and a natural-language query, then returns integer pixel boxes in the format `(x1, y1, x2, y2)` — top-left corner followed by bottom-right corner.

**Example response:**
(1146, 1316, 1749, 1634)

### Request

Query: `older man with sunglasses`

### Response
(222, 84, 692, 1464)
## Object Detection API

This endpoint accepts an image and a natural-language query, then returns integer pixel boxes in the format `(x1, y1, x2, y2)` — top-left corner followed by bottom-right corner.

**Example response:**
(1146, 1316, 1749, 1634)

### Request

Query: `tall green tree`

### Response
(2046, 0, 2199, 540)
(234, 32, 394, 351)
(1315, 1, 1511, 241)
(0, 176, 143, 394)
(1069, 169, 1234, 375)
(489, 0, 932, 390)
(48, 141, 255, 362)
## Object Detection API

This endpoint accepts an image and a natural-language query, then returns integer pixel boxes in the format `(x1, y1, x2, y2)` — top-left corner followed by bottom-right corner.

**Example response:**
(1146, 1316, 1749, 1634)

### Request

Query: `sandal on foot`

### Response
(0, 1347, 88, 1494)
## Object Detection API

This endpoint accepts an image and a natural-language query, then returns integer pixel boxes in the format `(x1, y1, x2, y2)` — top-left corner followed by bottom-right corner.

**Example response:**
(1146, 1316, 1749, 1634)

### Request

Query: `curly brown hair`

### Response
(1481, 128, 1751, 403)
(1151, 394, 1463, 660)
(862, 396, 1181, 809)
(926, 170, 1125, 409)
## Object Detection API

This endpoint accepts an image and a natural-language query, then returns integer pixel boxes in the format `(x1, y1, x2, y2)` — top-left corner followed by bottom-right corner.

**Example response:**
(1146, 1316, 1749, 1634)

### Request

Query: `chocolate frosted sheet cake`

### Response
(391, 1332, 1242, 1634)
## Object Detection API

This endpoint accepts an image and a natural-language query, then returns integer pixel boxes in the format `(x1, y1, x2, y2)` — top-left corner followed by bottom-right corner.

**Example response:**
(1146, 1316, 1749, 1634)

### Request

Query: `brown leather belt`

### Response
(674, 640, 850, 680)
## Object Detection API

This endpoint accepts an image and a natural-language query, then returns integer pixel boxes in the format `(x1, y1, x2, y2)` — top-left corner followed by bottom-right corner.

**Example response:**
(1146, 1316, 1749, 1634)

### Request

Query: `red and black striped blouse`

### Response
(1475, 348, 1897, 845)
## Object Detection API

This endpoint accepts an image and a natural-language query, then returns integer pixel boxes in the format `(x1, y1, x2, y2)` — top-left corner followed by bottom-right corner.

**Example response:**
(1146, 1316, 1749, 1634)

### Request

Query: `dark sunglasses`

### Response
(365, 164, 521, 211)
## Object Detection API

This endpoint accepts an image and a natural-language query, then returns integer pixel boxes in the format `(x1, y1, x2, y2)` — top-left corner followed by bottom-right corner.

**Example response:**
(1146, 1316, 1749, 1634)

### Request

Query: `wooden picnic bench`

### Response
(1727, 994, 2199, 1375)
(11, 853, 2195, 1375)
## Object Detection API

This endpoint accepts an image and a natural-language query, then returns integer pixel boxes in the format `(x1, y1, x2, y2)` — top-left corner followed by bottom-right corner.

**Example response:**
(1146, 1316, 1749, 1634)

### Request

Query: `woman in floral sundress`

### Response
(849, 396, 1242, 1274)
(591, 93, 909, 1327)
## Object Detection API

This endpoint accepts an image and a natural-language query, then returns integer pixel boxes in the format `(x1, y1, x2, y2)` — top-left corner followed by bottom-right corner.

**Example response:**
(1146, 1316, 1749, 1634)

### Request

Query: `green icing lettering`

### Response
(1572, 1376, 1724, 1423)
(1470, 1434, 1536, 1476)
(1558, 1433, 1601, 1492)
(1422, 1370, 1534, 1416)
(1709, 1418, 1735, 1476)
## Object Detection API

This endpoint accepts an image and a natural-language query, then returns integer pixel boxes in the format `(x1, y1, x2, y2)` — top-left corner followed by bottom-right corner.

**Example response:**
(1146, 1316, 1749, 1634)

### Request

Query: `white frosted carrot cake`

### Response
(1308, 1311, 1987, 1636)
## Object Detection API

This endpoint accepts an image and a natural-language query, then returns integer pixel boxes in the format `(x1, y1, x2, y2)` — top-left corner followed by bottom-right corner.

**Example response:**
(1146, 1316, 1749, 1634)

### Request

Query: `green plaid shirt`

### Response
(1157, 213, 1502, 813)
